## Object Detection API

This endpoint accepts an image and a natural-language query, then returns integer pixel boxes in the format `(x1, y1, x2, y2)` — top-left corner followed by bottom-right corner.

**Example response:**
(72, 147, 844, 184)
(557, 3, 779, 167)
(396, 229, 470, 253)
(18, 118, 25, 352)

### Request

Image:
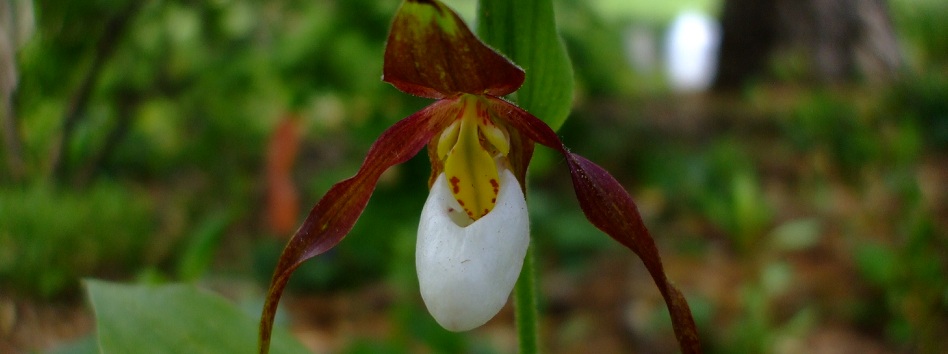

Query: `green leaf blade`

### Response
(477, 0, 574, 131)
(87, 280, 308, 354)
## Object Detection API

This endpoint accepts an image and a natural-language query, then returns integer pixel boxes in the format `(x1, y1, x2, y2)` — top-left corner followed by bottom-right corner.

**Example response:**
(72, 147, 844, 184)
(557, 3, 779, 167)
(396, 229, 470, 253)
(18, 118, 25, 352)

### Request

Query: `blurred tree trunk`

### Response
(75, 91, 140, 187)
(0, 0, 33, 182)
(48, 1, 142, 182)
(714, 0, 903, 89)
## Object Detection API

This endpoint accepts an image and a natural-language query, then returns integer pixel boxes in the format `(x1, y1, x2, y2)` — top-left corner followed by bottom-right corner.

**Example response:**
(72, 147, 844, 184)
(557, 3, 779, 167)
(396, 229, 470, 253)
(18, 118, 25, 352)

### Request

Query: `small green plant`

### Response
(0, 182, 154, 298)
(853, 204, 948, 352)
(698, 139, 773, 253)
(785, 92, 880, 181)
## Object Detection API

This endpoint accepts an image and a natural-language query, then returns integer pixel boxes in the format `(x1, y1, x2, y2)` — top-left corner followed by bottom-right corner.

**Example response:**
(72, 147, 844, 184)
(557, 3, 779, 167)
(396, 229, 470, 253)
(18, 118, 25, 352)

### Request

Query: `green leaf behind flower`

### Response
(477, 0, 575, 131)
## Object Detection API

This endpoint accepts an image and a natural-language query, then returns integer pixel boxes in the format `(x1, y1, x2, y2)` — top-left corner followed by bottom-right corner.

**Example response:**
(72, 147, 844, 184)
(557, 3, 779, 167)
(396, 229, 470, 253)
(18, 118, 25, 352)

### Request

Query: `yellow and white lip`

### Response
(415, 164, 529, 331)
(435, 95, 511, 222)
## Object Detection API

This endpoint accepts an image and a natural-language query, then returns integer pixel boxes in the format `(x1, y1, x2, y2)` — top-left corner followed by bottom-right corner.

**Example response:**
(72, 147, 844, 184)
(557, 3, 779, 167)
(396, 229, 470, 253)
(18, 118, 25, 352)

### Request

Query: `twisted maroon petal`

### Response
(488, 97, 701, 353)
(258, 98, 460, 354)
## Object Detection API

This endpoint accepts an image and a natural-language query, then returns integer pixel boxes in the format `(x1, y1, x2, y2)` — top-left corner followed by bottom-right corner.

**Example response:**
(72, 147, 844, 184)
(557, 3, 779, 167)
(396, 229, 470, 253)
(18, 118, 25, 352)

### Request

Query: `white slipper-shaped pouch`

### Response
(416, 167, 529, 331)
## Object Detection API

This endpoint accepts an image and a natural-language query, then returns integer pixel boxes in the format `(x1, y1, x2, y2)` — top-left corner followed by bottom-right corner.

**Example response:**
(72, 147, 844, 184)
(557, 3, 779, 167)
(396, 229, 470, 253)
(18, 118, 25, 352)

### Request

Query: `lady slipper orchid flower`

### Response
(259, 0, 699, 353)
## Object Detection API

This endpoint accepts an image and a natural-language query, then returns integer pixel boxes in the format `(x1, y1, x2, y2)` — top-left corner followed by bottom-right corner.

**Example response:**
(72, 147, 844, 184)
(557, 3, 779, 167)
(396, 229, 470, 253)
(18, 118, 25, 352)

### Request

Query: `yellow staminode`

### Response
(438, 95, 510, 221)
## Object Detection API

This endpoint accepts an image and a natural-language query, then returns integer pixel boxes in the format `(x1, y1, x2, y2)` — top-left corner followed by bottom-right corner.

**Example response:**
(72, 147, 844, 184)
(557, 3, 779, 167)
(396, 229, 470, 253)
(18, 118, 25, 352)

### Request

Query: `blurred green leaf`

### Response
(477, 0, 574, 131)
(87, 280, 308, 354)
(47, 336, 99, 354)
(769, 218, 822, 251)
(176, 210, 234, 281)
(855, 243, 900, 287)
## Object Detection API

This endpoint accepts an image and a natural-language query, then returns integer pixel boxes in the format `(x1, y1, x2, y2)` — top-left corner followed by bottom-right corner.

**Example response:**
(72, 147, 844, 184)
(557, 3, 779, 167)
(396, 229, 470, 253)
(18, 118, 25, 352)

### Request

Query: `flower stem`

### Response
(515, 242, 539, 354)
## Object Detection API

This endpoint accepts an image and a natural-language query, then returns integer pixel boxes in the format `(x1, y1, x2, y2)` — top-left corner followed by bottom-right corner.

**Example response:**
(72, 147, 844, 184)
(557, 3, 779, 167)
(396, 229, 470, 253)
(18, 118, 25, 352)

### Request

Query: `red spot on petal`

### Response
(491, 198, 496, 203)
(449, 176, 461, 194)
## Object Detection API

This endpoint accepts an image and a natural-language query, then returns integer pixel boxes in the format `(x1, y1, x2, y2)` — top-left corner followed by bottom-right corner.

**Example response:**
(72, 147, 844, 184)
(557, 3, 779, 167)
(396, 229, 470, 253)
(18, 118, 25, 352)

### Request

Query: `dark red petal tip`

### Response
(383, 0, 525, 98)
(565, 154, 701, 352)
